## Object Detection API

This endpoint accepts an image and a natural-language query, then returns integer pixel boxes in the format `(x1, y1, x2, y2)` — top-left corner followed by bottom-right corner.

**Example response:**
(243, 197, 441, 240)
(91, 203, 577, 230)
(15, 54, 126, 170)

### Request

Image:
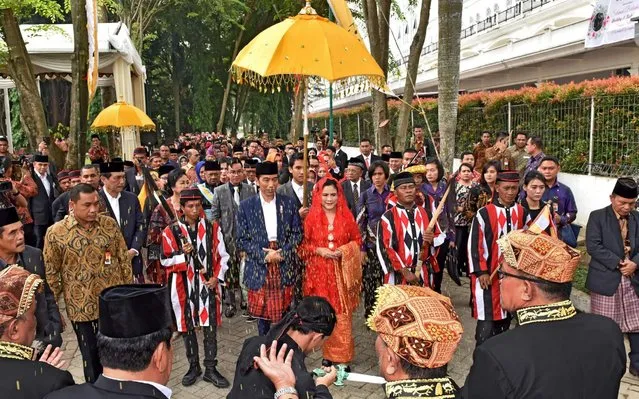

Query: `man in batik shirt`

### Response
(161, 188, 229, 388)
(468, 170, 530, 346)
(376, 172, 444, 287)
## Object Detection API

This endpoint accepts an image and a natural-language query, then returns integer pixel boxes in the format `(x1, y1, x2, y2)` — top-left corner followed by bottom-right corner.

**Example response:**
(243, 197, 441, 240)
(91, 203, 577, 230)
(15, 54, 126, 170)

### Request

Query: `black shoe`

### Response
(245, 315, 256, 323)
(630, 366, 639, 377)
(240, 302, 247, 310)
(322, 359, 333, 367)
(203, 367, 230, 388)
(182, 363, 202, 386)
(224, 304, 237, 318)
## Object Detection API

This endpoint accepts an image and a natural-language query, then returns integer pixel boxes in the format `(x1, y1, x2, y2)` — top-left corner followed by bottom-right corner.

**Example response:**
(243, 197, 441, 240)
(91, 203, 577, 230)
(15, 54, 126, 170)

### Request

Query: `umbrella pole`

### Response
(302, 77, 309, 208)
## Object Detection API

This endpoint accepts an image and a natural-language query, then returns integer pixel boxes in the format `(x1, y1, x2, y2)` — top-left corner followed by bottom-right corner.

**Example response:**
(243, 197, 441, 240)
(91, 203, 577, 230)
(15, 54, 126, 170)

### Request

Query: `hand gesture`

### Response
(403, 269, 419, 284)
(264, 248, 283, 263)
(39, 344, 67, 370)
(423, 230, 434, 245)
(299, 207, 310, 220)
(315, 365, 337, 388)
(478, 273, 492, 290)
(183, 242, 194, 254)
(253, 341, 296, 391)
(620, 260, 637, 277)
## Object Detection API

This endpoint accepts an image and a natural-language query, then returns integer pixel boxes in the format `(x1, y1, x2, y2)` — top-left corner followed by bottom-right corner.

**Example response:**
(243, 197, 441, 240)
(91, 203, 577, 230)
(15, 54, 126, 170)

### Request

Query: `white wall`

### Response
(559, 172, 616, 227)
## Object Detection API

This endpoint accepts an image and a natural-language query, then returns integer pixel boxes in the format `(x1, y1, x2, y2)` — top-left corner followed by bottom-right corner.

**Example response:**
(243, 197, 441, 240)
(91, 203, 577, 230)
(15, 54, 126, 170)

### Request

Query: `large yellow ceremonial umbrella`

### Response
(91, 100, 156, 130)
(232, 1, 385, 205)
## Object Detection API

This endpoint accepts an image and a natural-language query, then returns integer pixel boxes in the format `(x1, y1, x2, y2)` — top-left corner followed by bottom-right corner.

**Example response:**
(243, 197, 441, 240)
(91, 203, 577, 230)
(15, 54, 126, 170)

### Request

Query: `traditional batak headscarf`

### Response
(392, 171, 415, 189)
(497, 229, 581, 283)
(0, 266, 43, 324)
(367, 285, 463, 369)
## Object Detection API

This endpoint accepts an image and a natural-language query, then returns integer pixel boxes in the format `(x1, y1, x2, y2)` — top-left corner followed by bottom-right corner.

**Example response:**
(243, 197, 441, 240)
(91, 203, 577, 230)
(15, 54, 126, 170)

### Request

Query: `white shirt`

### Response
(38, 173, 51, 196)
(291, 180, 304, 204)
(103, 375, 172, 398)
(260, 193, 278, 241)
(104, 190, 122, 226)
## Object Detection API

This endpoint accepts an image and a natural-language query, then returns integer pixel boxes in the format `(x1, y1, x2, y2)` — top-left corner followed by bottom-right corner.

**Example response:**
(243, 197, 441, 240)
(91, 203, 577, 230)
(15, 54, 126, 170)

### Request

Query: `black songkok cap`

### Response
(348, 157, 366, 171)
(244, 158, 259, 168)
(169, 148, 180, 154)
(256, 161, 278, 177)
(112, 157, 123, 162)
(158, 164, 175, 177)
(393, 171, 415, 188)
(33, 154, 48, 163)
(613, 177, 638, 199)
(180, 188, 202, 201)
(68, 170, 81, 178)
(381, 154, 391, 162)
(232, 145, 244, 153)
(204, 160, 221, 171)
(99, 161, 124, 174)
(0, 207, 20, 227)
(497, 170, 520, 183)
(99, 284, 172, 339)
(123, 161, 135, 168)
(390, 151, 403, 159)
(133, 147, 148, 156)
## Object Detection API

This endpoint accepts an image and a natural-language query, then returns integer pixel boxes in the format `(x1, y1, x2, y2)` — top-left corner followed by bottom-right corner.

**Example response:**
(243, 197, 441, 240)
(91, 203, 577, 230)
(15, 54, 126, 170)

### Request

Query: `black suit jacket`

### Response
(99, 190, 145, 273)
(586, 205, 639, 296)
(29, 172, 56, 226)
(460, 312, 625, 399)
(124, 167, 141, 195)
(341, 179, 371, 218)
(354, 154, 381, 180)
(52, 191, 70, 223)
(45, 375, 168, 399)
(334, 148, 348, 172)
(1, 357, 74, 398)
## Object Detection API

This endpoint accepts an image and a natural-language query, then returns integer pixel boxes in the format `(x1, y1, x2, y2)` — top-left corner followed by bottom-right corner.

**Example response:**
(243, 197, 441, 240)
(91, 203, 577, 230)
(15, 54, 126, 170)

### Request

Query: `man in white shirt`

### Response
(237, 161, 303, 336)
(29, 154, 56, 249)
(355, 138, 381, 180)
(46, 285, 175, 399)
(277, 153, 312, 220)
(98, 161, 145, 282)
(342, 158, 371, 219)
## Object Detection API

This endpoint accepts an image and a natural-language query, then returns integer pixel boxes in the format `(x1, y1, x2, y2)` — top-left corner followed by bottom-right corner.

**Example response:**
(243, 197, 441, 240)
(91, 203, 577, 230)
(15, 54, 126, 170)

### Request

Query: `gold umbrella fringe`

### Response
(231, 66, 386, 94)
(91, 124, 157, 132)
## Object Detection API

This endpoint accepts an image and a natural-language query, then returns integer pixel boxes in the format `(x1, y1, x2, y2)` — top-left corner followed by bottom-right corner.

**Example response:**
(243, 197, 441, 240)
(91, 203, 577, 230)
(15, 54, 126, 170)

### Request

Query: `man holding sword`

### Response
(376, 171, 444, 287)
(160, 188, 230, 388)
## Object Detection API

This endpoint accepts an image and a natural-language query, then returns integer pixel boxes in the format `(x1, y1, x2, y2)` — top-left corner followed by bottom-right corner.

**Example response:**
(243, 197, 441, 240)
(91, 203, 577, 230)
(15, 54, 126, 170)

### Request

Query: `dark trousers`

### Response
(34, 224, 49, 250)
(455, 226, 470, 276)
(433, 240, 449, 293)
(475, 317, 511, 346)
(258, 319, 271, 336)
(183, 294, 219, 369)
(24, 223, 36, 248)
(363, 247, 383, 318)
(628, 333, 639, 369)
(72, 320, 102, 383)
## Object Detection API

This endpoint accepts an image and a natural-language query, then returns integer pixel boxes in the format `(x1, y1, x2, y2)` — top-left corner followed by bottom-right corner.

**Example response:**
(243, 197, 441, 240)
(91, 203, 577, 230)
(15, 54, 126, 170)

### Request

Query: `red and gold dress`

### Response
(299, 178, 362, 364)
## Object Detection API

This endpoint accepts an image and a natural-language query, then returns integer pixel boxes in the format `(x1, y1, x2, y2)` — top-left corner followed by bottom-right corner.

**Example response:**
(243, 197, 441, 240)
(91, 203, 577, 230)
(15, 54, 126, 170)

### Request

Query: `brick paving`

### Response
(58, 277, 639, 398)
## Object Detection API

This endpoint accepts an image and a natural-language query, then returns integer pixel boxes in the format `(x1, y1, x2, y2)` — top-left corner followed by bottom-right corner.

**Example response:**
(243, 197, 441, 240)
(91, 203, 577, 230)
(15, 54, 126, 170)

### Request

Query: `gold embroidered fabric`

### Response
(385, 378, 458, 398)
(367, 285, 463, 369)
(0, 266, 43, 324)
(0, 341, 34, 361)
(44, 215, 132, 322)
(515, 300, 577, 326)
(497, 230, 581, 283)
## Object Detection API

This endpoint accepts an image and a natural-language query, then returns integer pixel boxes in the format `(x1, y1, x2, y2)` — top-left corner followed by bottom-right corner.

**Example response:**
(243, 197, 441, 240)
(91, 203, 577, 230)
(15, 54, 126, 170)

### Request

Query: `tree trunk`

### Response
(67, 0, 90, 168)
(216, 13, 249, 134)
(289, 79, 305, 142)
(396, 0, 431, 150)
(363, 0, 391, 151)
(1, 9, 50, 152)
(437, 0, 463, 172)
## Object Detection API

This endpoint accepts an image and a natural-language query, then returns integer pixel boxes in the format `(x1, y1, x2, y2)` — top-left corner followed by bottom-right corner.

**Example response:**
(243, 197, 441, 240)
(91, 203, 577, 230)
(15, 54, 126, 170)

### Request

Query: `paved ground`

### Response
(58, 277, 639, 398)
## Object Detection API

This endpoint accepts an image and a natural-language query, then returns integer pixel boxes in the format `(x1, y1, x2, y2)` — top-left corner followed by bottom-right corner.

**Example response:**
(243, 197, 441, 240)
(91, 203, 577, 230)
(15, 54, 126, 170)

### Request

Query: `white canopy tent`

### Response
(1, 22, 147, 157)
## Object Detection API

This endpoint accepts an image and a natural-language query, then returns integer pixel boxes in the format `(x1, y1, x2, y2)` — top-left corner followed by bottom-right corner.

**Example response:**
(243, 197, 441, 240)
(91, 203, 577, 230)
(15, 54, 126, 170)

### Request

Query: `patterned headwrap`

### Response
(367, 285, 463, 369)
(497, 229, 581, 283)
(0, 266, 43, 324)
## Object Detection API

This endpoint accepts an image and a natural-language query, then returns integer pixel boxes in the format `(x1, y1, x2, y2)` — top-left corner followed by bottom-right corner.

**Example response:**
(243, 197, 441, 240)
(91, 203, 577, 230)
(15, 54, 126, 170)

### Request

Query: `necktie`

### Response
(620, 216, 630, 258)
(234, 186, 240, 206)
(353, 183, 359, 205)
(365, 157, 370, 168)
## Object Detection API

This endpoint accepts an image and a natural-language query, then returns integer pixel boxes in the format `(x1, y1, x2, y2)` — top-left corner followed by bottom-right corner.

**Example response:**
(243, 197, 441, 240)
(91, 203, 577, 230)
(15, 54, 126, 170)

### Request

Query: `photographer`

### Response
(0, 156, 37, 247)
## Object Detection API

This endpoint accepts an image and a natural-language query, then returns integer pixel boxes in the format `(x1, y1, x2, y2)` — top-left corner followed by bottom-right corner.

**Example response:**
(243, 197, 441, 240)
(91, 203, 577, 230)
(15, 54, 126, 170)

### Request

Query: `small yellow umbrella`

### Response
(232, 1, 386, 205)
(91, 100, 156, 130)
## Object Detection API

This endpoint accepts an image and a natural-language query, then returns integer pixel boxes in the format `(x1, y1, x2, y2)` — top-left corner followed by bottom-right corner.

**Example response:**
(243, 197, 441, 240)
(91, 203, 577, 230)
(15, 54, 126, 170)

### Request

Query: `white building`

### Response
(313, 0, 639, 112)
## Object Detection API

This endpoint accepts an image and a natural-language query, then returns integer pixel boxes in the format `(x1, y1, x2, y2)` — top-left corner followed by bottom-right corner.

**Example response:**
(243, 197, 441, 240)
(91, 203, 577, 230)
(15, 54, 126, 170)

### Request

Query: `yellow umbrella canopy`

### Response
(231, 4, 385, 91)
(91, 100, 156, 130)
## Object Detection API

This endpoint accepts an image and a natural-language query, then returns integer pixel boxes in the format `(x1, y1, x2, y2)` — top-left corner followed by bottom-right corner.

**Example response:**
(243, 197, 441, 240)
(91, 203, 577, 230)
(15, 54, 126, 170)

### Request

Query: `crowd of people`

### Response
(0, 126, 635, 398)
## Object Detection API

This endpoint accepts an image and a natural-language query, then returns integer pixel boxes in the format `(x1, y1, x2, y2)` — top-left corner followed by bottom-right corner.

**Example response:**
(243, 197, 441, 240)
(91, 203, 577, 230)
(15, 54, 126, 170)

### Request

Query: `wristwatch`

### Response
(274, 386, 297, 398)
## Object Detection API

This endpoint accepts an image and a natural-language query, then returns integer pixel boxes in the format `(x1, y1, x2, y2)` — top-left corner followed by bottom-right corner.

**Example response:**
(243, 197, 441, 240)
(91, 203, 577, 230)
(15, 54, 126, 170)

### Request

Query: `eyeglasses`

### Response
(497, 269, 549, 285)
